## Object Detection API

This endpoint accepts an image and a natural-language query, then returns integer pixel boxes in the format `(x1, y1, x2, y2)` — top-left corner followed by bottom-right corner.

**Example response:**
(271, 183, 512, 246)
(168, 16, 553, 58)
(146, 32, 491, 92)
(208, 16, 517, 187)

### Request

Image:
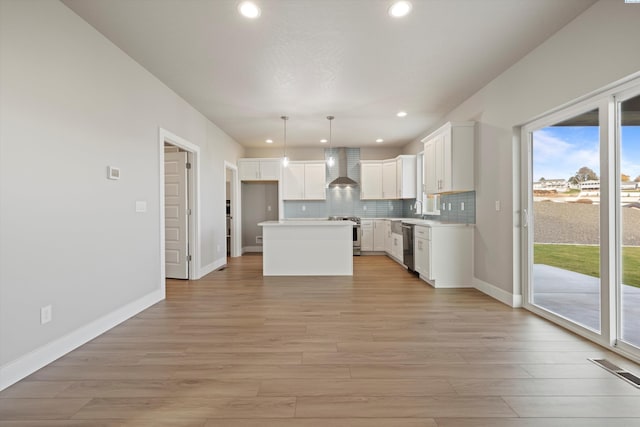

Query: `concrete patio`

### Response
(533, 264, 640, 346)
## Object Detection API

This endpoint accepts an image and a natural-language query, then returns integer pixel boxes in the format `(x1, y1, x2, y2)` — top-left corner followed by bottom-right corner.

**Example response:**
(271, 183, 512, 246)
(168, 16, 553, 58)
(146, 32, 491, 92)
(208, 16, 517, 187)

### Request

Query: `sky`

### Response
(532, 125, 640, 182)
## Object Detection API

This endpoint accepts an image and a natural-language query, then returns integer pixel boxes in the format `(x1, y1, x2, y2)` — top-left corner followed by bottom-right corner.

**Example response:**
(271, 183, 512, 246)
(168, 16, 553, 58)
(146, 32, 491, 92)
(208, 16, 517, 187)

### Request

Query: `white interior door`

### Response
(165, 151, 189, 279)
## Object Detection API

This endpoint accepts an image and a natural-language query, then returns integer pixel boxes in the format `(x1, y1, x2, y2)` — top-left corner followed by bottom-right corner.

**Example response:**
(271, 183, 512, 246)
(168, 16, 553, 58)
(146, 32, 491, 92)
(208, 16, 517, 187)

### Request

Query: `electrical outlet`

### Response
(302, 205, 306, 211)
(461, 202, 465, 211)
(363, 205, 367, 211)
(267, 205, 272, 212)
(495, 200, 501, 211)
(442, 202, 446, 211)
(448, 203, 452, 211)
(41, 305, 52, 325)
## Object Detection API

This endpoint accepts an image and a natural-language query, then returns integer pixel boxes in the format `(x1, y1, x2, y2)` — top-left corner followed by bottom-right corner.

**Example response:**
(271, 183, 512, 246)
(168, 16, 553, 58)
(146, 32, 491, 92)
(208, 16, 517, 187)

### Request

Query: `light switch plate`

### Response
(135, 201, 147, 212)
(41, 305, 52, 325)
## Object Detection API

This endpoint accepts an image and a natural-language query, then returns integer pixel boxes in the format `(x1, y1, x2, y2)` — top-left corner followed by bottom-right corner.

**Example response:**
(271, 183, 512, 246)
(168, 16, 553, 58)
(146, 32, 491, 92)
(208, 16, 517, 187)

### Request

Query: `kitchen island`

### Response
(258, 220, 353, 276)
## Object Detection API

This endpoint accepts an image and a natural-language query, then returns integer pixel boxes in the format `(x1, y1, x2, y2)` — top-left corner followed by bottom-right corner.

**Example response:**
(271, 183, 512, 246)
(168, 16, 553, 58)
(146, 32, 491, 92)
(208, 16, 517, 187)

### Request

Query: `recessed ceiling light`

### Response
(238, 1, 261, 19)
(397, 111, 407, 117)
(376, 138, 384, 143)
(388, 1, 412, 18)
(320, 139, 328, 143)
(265, 139, 273, 144)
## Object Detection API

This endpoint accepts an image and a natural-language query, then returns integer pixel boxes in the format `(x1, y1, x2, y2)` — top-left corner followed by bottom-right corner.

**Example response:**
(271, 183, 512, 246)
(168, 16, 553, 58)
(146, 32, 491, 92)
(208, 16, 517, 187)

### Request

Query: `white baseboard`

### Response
(0, 288, 164, 391)
(199, 257, 227, 278)
(473, 277, 522, 308)
(243, 246, 263, 253)
(419, 275, 473, 288)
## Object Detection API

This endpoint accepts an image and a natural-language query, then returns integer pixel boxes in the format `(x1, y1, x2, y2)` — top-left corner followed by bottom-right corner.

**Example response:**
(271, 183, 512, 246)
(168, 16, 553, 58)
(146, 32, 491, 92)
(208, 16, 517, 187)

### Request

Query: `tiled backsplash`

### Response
(403, 191, 476, 224)
(285, 197, 404, 218)
(284, 148, 404, 218)
(283, 147, 475, 223)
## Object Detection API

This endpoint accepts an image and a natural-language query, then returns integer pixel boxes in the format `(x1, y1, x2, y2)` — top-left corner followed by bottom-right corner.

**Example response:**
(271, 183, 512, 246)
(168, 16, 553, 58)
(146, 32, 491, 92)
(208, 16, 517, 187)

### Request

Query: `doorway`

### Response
(241, 181, 279, 253)
(164, 144, 190, 279)
(159, 128, 200, 282)
(521, 76, 640, 361)
(225, 161, 241, 259)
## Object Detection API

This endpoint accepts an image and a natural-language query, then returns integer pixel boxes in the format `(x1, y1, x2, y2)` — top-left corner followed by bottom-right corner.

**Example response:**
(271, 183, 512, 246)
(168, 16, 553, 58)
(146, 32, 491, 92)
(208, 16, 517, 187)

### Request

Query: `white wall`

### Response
(0, 0, 244, 387)
(244, 146, 402, 161)
(404, 0, 640, 304)
(245, 147, 325, 161)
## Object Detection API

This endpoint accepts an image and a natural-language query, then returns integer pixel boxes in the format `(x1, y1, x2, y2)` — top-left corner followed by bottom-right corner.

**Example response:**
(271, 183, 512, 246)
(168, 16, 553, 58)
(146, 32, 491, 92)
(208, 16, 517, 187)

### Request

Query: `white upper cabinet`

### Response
(382, 160, 397, 199)
(282, 161, 326, 200)
(396, 155, 416, 199)
(361, 156, 416, 200)
(282, 163, 305, 199)
(238, 158, 281, 181)
(415, 151, 424, 212)
(422, 122, 474, 194)
(302, 161, 327, 200)
(360, 161, 383, 200)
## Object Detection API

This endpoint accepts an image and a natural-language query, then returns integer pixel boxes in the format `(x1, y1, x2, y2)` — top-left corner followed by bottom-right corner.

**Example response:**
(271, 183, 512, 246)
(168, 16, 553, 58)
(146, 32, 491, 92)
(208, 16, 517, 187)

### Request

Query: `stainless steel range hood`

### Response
(328, 147, 358, 187)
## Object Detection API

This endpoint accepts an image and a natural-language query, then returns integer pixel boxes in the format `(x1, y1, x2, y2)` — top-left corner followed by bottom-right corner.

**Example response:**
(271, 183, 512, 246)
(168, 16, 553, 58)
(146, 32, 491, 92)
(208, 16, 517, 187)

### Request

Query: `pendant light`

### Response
(281, 115, 289, 167)
(327, 115, 335, 167)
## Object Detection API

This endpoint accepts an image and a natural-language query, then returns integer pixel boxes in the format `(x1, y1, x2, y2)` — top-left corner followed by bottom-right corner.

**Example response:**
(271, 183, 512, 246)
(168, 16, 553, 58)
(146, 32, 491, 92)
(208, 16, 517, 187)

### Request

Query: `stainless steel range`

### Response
(328, 216, 361, 255)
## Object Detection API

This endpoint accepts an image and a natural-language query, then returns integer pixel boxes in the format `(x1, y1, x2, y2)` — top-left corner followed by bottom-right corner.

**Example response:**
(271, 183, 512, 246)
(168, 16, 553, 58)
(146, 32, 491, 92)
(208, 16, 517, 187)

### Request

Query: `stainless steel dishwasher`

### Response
(401, 222, 415, 272)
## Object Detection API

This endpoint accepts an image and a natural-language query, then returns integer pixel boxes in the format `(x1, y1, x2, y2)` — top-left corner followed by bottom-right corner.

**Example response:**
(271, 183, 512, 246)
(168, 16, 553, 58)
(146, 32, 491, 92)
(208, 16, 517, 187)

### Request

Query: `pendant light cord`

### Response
(281, 115, 289, 166)
(327, 115, 334, 167)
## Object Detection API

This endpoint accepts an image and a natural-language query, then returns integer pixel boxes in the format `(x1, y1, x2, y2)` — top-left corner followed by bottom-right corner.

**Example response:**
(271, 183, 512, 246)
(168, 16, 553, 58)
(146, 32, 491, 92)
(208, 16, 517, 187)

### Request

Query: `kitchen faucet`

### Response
(414, 200, 423, 218)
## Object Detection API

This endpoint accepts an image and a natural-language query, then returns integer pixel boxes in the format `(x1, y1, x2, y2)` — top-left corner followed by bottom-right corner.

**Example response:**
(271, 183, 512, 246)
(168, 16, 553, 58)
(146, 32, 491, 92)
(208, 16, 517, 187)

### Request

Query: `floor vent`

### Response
(589, 358, 640, 388)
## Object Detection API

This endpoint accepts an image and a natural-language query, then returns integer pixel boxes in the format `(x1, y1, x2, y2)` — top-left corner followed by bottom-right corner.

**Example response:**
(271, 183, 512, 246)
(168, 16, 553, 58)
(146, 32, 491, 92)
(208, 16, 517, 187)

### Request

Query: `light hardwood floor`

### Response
(1, 255, 640, 426)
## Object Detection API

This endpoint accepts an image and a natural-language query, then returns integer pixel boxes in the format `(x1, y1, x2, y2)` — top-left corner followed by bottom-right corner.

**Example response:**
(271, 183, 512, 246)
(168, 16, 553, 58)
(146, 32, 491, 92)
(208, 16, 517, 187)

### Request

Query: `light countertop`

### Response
(360, 218, 474, 227)
(259, 220, 355, 227)
(398, 219, 473, 227)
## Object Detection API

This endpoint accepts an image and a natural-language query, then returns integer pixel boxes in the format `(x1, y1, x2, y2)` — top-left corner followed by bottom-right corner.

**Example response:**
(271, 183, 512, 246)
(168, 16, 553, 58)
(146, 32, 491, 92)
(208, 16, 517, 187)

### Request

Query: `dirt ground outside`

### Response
(534, 200, 640, 246)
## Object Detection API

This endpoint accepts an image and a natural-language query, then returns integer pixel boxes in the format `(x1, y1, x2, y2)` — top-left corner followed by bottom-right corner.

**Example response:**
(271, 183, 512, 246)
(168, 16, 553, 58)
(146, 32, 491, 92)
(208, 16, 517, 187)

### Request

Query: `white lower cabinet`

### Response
(361, 220, 374, 251)
(391, 232, 403, 262)
(362, 219, 396, 253)
(415, 224, 473, 288)
(414, 226, 430, 279)
(384, 220, 392, 254)
(373, 220, 386, 251)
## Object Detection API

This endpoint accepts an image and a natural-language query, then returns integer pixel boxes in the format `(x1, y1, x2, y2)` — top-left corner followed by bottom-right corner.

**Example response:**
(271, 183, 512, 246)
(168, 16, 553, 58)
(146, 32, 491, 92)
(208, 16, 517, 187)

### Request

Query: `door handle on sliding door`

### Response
(523, 209, 529, 228)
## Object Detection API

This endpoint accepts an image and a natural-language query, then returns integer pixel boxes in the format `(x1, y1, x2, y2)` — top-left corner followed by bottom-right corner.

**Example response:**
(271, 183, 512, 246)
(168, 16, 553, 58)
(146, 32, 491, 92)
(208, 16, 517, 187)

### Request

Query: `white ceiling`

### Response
(62, 0, 597, 148)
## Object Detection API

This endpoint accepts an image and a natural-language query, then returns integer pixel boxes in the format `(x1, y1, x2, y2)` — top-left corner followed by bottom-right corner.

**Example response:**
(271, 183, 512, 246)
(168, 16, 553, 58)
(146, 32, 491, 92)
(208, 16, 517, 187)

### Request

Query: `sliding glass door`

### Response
(523, 78, 640, 359)
(618, 93, 640, 350)
(530, 109, 601, 333)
